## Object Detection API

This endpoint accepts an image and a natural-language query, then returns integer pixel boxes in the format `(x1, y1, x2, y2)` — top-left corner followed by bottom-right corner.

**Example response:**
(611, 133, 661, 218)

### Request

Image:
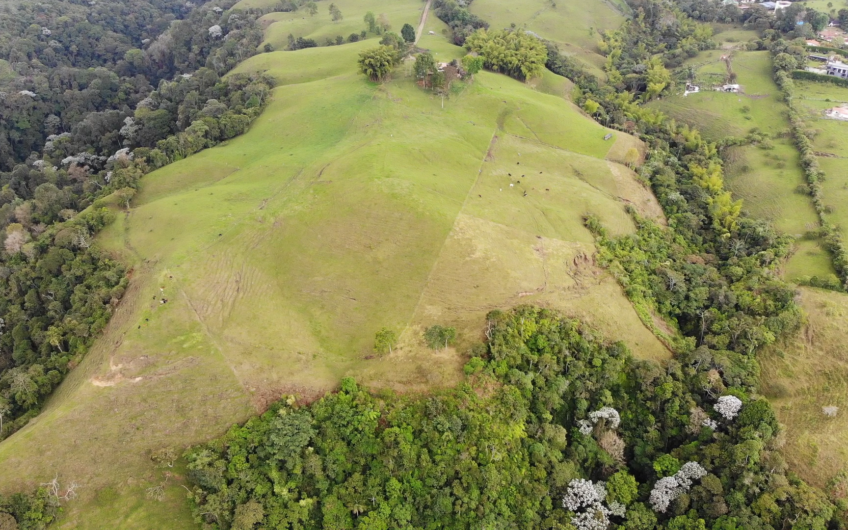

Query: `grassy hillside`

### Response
(252, 0, 425, 52)
(651, 50, 833, 281)
(469, 0, 627, 77)
(0, 25, 670, 528)
(760, 287, 848, 489)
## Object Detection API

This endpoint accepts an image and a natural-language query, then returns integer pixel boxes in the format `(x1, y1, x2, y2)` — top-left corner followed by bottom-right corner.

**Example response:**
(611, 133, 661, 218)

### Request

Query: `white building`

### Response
(826, 60, 848, 79)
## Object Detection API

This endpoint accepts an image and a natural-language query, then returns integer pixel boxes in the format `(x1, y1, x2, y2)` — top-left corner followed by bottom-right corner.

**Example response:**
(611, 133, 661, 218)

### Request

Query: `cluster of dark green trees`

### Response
(0, 488, 56, 530)
(464, 29, 548, 81)
(432, 0, 488, 45)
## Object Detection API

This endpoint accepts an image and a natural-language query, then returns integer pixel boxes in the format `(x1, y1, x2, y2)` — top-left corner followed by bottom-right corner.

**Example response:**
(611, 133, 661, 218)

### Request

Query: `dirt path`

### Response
(415, 0, 433, 45)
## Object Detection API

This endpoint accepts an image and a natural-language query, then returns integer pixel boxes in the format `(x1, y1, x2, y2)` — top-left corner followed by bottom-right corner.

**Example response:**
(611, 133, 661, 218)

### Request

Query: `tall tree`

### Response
(358, 46, 396, 81)
(401, 23, 416, 43)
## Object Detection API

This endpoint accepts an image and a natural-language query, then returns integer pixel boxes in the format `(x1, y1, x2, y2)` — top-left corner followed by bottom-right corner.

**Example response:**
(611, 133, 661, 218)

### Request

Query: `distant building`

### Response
(807, 39, 821, 46)
(760, 1, 776, 9)
(826, 60, 848, 78)
(808, 53, 829, 62)
(825, 106, 848, 120)
(775, 1, 791, 10)
(720, 84, 741, 92)
(684, 83, 700, 96)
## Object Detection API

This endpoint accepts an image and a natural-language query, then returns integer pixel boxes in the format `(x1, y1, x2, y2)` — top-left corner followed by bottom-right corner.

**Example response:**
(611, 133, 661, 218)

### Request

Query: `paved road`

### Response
(415, 0, 433, 45)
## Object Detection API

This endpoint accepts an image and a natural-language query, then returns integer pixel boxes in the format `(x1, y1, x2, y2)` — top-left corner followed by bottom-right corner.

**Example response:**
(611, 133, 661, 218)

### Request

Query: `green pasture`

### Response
(796, 0, 848, 13)
(257, 0, 424, 51)
(795, 79, 848, 104)
(710, 24, 759, 47)
(0, 30, 670, 528)
(761, 287, 848, 489)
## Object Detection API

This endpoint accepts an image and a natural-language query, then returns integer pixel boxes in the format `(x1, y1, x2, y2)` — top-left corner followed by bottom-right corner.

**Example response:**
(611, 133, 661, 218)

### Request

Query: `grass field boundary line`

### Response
(403, 126, 498, 333)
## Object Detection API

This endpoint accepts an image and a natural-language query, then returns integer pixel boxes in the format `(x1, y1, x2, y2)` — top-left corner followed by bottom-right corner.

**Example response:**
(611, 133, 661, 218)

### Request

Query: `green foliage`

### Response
(413, 52, 437, 87)
(461, 54, 484, 77)
(432, 0, 488, 45)
(0, 488, 56, 530)
(363, 11, 376, 33)
(790, 69, 848, 89)
(654, 454, 682, 477)
(806, 8, 830, 33)
(423, 324, 456, 349)
(0, 210, 126, 437)
(464, 29, 548, 81)
(373, 328, 397, 355)
(773, 52, 797, 72)
(598, 4, 713, 95)
(328, 3, 343, 21)
(400, 23, 415, 43)
(357, 46, 396, 82)
(607, 470, 639, 505)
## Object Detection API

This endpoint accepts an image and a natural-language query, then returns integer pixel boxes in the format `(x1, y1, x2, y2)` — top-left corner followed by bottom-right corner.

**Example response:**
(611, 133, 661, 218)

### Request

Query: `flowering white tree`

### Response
(649, 461, 707, 512)
(702, 418, 718, 430)
(714, 395, 742, 420)
(578, 420, 593, 436)
(571, 506, 610, 530)
(563, 479, 605, 511)
(208, 25, 223, 38)
(589, 407, 621, 429)
(563, 479, 622, 530)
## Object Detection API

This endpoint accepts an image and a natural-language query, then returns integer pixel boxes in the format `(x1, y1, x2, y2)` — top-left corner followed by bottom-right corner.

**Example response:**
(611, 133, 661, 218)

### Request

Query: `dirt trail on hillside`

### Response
(415, 0, 433, 45)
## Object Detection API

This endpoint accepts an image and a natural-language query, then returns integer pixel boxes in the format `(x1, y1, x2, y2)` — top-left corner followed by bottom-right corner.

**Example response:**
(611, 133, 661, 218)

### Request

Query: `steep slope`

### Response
(0, 31, 667, 530)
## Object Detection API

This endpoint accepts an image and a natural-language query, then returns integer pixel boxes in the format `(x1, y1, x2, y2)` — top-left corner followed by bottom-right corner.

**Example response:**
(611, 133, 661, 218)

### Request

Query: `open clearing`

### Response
(760, 287, 848, 489)
(0, 21, 669, 528)
(470, 0, 627, 77)
(651, 50, 832, 281)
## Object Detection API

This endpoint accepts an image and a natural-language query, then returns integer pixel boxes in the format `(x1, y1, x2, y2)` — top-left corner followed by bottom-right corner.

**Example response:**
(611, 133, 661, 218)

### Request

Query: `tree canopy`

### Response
(357, 46, 396, 82)
(464, 29, 548, 81)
